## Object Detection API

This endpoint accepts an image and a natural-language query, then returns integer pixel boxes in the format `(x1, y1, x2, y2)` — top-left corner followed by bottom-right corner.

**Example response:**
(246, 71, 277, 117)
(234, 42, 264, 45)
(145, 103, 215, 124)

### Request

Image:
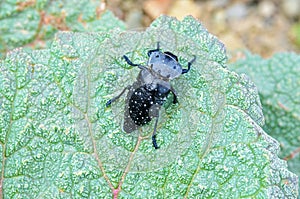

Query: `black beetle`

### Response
(106, 42, 196, 149)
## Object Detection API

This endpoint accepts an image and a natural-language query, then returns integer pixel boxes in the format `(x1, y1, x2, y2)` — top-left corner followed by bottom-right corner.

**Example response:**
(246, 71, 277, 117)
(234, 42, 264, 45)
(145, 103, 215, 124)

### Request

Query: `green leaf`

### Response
(230, 52, 300, 195)
(0, 0, 125, 58)
(0, 16, 298, 198)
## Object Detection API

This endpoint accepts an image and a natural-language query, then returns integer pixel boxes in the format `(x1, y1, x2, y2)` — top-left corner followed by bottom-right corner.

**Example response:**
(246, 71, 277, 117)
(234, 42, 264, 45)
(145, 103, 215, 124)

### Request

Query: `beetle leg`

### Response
(182, 55, 196, 74)
(123, 55, 139, 66)
(170, 86, 178, 104)
(152, 115, 160, 149)
(123, 55, 147, 70)
(149, 104, 160, 149)
(106, 85, 131, 107)
(149, 104, 160, 117)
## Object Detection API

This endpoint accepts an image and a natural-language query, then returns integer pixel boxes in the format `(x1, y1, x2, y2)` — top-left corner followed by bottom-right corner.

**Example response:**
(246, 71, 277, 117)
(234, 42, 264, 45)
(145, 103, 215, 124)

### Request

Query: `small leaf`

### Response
(0, 16, 298, 198)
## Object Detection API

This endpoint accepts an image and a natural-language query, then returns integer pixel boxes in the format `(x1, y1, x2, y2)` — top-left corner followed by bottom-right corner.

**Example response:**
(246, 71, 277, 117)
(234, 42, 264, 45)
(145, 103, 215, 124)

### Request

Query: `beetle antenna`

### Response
(156, 42, 160, 50)
(147, 42, 161, 57)
(182, 55, 196, 74)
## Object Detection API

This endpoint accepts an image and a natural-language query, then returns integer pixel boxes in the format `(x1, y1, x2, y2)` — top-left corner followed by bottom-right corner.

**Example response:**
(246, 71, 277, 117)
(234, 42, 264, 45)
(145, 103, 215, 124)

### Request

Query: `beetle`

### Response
(106, 42, 196, 149)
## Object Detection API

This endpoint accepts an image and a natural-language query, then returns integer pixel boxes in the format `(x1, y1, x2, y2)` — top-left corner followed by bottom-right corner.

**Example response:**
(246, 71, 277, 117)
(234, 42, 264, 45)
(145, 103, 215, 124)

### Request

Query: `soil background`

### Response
(106, 0, 300, 60)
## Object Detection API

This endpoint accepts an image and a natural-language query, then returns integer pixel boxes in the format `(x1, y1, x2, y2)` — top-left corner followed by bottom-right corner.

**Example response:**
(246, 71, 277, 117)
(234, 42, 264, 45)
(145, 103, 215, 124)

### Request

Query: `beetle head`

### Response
(148, 51, 182, 80)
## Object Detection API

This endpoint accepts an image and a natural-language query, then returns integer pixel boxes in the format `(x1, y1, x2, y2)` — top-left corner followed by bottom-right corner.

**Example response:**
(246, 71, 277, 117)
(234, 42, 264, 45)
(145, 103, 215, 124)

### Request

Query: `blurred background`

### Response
(1, 0, 299, 59)
(106, 0, 300, 59)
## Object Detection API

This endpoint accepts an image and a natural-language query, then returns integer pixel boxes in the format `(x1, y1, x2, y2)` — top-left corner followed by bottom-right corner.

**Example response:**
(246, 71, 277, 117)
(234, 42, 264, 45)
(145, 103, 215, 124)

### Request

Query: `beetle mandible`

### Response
(106, 42, 196, 149)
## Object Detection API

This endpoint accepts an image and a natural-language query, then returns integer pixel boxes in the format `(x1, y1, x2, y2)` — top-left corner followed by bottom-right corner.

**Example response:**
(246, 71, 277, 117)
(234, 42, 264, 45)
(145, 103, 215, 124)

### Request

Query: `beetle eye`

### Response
(155, 55, 159, 58)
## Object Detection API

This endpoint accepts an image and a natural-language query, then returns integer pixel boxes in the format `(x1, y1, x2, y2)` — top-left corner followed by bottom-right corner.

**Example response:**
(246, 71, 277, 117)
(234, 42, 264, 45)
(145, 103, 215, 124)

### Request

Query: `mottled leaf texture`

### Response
(0, 16, 298, 198)
(230, 52, 300, 197)
(0, 0, 125, 57)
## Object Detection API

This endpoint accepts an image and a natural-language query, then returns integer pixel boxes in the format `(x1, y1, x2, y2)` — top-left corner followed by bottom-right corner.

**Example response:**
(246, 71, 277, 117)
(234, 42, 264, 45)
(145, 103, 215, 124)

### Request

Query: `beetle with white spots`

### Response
(106, 42, 196, 149)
